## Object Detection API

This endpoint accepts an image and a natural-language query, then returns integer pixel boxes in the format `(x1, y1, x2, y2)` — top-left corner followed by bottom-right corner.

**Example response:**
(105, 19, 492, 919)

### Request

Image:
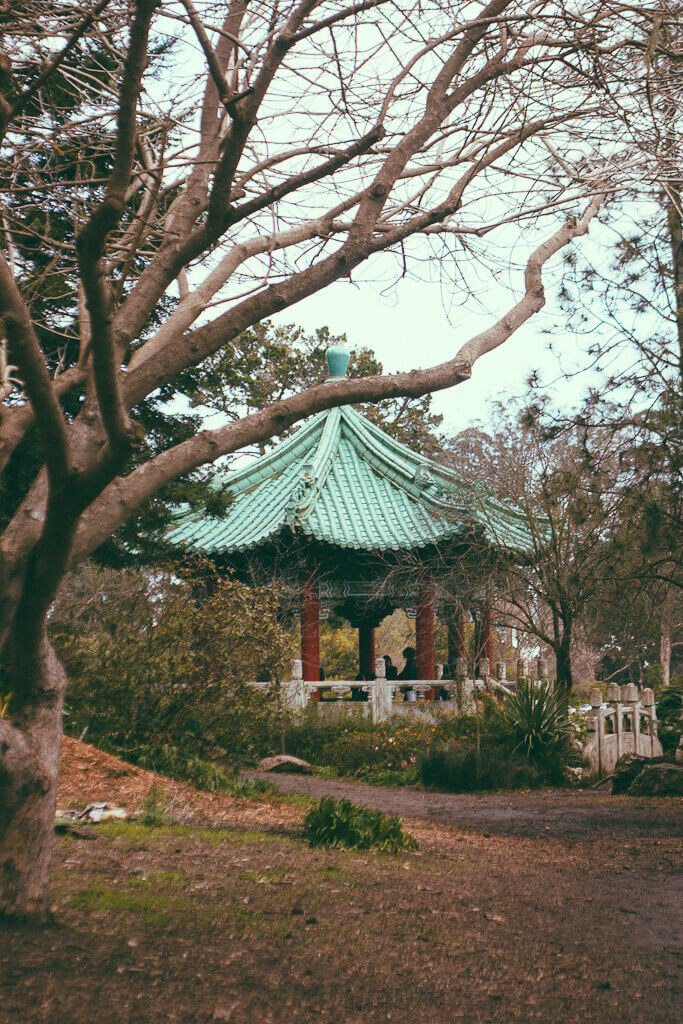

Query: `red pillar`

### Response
(301, 572, 320, 685)
(416, 575, 434, 681)
(358, 621, 375, 680)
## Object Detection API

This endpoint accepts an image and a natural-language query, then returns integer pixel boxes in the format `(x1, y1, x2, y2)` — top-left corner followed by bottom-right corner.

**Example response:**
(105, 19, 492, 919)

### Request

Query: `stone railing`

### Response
(583, 684, 663, 779)
(249, 655, 524, 723)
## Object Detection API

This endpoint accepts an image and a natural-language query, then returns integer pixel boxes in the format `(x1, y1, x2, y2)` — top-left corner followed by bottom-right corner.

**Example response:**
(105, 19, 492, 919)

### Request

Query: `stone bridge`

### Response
(584, 684, 663, 779)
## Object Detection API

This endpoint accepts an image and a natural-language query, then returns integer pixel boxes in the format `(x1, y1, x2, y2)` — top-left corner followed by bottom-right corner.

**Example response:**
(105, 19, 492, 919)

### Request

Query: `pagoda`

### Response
(165, 345, 532, 688)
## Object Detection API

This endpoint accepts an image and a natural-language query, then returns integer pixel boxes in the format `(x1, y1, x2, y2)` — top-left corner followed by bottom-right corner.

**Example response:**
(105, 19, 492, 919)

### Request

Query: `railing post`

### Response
(374, 656, 391, 723)
(479, 657, 490, 693)
(590, 689, 604, 777)
(623, 683, 639, 755)
(607, 683, 622, 762)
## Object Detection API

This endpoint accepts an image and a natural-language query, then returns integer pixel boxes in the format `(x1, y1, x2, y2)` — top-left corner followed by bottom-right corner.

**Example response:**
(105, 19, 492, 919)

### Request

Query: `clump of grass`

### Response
(139, 783, 169, 827)
(303, 797, 417, 854)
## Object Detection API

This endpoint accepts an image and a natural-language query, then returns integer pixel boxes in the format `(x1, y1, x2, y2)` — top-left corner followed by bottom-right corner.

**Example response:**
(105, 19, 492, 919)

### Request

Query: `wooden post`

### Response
(301, 571, 320, 687)
(358, 620, 375, 680)
(416, 575, 435, 682)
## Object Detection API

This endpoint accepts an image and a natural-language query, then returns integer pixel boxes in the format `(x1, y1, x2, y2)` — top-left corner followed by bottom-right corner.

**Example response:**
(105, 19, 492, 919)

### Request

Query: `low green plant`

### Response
(420, 742, 542, 792)
(355, 766, 420, 787)
(303, 797, 417, 853)
(504, 680, 574, 775)
(108, 742, 236, 792)
(139, 784, 169, 827)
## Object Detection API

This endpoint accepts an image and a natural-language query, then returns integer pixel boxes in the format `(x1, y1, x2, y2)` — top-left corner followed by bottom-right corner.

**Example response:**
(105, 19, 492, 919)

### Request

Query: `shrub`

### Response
(656, 677, 682, 756)
(50, 563, 294, 770)
(420, 742, 542, 792)
(504, 680, 574, 773)
(304, 797, 417, 853)
(285, 699, 508, 780)
(358, 766, 420, 787)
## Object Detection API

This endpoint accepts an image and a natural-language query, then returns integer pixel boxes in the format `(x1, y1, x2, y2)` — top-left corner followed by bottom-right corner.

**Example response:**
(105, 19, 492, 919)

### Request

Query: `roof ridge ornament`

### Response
(325, 342, 350, 381)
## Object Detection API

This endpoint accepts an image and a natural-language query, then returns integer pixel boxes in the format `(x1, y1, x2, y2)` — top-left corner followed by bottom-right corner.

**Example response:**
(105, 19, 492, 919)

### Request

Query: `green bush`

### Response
(304, 797, 417, 853)
(504, 680, 574, 775)
(285, 698, 507, 780)
(50, 563, 294, 771)
(358, 766, 420, 787)
(118, 742, 237, 792)
(420, 742, 543, 792)
(656, 676, 682, 756)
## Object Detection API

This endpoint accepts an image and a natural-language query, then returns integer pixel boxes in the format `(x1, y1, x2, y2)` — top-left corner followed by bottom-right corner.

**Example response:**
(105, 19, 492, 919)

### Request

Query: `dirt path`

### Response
(0, 743, 680, 1024)
(249, 771, 683, 840)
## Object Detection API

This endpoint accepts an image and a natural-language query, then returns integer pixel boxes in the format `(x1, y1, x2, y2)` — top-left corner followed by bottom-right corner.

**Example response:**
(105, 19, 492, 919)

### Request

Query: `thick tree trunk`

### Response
(554, 635, 573, 691)
(0, 638, 65, 920)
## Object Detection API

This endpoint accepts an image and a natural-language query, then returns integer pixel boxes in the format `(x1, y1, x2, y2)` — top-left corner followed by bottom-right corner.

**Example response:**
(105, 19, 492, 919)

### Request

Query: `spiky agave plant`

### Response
(504, 680, 573, 768)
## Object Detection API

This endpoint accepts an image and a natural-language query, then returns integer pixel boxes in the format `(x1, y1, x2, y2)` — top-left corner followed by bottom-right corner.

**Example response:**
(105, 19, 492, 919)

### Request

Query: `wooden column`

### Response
(301, 571, 320, 685)
(358, 621, 375, 680)
(416, 575, 435, 681)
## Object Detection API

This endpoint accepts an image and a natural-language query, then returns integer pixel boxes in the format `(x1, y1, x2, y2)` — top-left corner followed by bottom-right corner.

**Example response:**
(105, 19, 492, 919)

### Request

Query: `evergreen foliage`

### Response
(48, 562, 295, 771)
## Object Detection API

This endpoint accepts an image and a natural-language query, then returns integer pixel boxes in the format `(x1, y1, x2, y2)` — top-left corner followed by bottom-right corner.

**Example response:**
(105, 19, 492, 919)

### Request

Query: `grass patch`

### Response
(355, 766, 420, 788)
(304, 797, 417, 854)
(68, 871, 190, 929)
(97, 820, 292, 847)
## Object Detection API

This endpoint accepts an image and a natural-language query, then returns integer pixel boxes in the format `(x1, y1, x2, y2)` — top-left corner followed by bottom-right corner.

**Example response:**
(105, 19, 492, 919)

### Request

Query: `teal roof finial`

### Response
(326, 343, 350, 380)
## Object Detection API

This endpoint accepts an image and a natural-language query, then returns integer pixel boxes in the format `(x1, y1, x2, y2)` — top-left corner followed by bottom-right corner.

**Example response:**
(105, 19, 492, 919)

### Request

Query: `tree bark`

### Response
(0, 637, 66, 920)
(665, 186, 683, 375)
(554, 633, 573, 691)
(660, 626, 672, 688)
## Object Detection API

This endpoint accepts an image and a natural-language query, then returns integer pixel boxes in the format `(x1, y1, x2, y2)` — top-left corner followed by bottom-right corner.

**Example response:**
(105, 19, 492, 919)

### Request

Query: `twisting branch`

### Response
(179, 0, 244, 114)
(0, 255, 71, 485)
(0, 0, 115, 145)
(76, 0, 157, 456)
(72, 196, 602, 562)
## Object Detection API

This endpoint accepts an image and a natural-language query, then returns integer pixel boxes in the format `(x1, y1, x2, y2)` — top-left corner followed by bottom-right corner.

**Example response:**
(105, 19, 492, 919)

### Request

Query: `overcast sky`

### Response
(271, 243, 602, 435)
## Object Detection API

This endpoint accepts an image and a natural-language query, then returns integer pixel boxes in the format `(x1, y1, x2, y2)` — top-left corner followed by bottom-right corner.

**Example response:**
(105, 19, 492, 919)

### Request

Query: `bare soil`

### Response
(249, 769, 683, 840)
(1, 740, 680, 1024)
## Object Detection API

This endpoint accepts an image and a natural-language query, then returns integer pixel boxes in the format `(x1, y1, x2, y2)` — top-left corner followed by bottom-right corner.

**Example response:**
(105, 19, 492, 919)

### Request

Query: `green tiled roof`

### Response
(165, 380, 534, 557)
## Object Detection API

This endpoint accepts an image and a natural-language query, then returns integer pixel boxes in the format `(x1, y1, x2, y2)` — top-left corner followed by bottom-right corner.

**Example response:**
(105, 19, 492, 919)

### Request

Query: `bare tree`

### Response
(0, 0, 678, 917)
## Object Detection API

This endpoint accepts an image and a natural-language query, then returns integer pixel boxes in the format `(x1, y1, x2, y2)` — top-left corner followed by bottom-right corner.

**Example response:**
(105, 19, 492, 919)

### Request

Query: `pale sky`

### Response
(272, 247, 600, 435)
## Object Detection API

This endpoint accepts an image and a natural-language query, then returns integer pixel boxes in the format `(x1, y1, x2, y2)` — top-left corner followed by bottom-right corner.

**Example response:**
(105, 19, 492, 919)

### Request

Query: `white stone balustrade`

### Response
(583, 685, 662, 779)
